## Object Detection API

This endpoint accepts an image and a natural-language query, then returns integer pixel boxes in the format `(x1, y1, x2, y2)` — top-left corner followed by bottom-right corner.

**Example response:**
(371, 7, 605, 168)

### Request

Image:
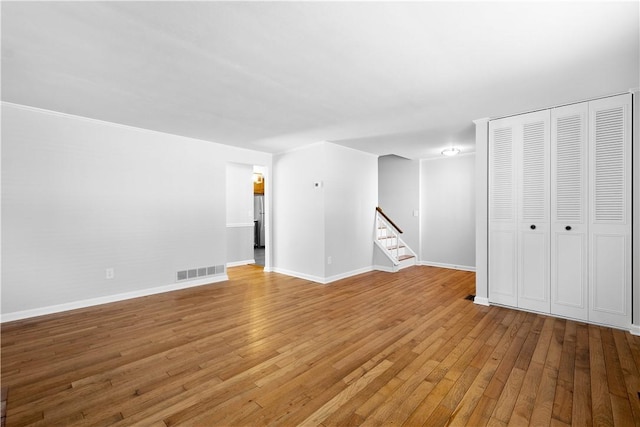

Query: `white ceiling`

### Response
(2, 1, 638, 159)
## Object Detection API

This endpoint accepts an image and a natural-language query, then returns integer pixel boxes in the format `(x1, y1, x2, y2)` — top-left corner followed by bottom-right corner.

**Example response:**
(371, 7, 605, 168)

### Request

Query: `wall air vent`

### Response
(176, 265, 226, 282)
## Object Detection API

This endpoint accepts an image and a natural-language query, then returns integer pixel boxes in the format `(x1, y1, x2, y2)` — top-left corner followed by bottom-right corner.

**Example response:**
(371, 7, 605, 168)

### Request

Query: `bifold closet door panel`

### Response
(588, 94, 632, 329)
(488, 93, 633, 329)
(489, 229, 517, 306)
(488, 119, 517, 307)
(517, 111, 550, 313)
(489, 110, 550, 311)
(550, 102, 588, 320)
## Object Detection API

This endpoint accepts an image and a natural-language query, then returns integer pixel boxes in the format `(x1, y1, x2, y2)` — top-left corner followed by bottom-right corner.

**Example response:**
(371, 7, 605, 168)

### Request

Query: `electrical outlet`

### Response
(327, 256, 332, 265)
(105, 268, 115, 279)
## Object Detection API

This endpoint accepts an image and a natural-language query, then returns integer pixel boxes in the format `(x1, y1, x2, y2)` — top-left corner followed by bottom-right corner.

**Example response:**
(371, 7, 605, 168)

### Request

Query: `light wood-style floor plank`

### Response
(2, 265, 640, 426)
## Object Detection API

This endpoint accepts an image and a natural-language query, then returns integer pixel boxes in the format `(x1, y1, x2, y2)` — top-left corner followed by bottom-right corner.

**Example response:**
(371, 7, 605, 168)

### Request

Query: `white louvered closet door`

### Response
(551, 102, 588, 320)
(517, 111, 550, 313)
(489, 118, 518, 307)
(588, 94, 632, 329)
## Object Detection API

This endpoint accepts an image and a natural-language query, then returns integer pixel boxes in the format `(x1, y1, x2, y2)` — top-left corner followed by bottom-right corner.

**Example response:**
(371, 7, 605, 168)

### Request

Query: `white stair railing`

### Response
(374, 207, 417, 266)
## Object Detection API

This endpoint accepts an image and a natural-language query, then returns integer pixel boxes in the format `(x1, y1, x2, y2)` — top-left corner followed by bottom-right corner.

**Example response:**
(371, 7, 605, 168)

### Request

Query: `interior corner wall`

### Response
(420, 155, 476, 270)
(1, 103, 271, 319)
(324, 144, 378, 279)
(272, 142, 377, 282)
(272, 143, 326, 280)
(633, 89, 640, 327)
(225, 162, 255, 265)
(377, 155, 420, 255)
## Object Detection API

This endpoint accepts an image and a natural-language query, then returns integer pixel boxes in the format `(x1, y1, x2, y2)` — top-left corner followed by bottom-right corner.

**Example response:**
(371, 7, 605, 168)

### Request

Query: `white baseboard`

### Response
(270, 268, 326, 284)
(271, 266, 373, 285)
(324, 267, 373, 284)
(490, 302, 636, 333)
(373, 264, 396, 273)
(473, 296, 490, 306)
(226, 259, 256, 268)
(420, 261, 476, 272)
(1, 275, 228, 323)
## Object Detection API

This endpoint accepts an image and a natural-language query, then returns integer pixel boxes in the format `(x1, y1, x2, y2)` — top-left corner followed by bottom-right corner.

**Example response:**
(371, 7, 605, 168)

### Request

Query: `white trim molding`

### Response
(226, 223, 255, 228)
(270, 268, 327, 284)
(631, 87, 640, 329)
(1, 275, 228, 323)
(420, 261, 476, 272)
(271, 266, 373, 285)
(373, 265, 396, 273)
(324, 267, 374, 284)
(226, 259, 256, 268)
(474, 297, 491, 306)
(473, 117, 490, 305)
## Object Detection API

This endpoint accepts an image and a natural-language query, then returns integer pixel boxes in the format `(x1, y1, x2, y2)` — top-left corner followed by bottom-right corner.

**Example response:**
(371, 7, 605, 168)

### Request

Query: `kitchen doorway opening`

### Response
(253, 165, 266, 267)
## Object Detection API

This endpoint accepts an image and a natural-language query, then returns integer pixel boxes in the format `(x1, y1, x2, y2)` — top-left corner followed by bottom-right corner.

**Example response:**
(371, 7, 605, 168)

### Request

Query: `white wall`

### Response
(420, 155, 476, 270)
(324, 143, 378, 280)
(226, 162, 255, 265)
(226, 162, 254, 226)
(272, 143, 326, 280)
(272, 142, 377, 282)
(378, 155, 420, 255)
(633, 89, 640, 329)
(474, 119, 489, 304)
(1, 103, 271, 320)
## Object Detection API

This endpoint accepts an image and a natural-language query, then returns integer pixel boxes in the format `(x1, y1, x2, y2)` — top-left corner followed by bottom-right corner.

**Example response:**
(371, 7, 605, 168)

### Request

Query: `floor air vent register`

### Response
(176, 265, 225, 281)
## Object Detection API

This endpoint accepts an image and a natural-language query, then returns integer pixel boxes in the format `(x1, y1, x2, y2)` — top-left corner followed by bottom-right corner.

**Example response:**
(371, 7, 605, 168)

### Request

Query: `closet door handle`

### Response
(565, 226, 572, 231)
(530, 224, 536, 230)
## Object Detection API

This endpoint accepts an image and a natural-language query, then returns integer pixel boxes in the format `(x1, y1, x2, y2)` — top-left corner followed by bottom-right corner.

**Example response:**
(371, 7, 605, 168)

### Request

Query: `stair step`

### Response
(398, 254, 414, 261)
(382, 244, 405, 250)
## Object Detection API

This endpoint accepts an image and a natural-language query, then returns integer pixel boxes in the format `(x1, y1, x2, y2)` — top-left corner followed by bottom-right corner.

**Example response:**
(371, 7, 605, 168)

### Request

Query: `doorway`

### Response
(225, 162, 269, 270)
(253, 165, 266, 267)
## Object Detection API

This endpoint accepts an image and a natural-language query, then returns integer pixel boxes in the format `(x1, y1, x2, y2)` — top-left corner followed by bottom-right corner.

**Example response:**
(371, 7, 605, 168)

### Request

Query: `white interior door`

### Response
(489, 120, 517, 307)
(551, 102, 588, 320)
(517, 111, 550, 313)
(588, 94, 632, 328)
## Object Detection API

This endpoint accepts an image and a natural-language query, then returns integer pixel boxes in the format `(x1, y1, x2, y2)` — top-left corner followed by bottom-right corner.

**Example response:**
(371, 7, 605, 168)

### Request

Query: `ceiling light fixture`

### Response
(441, 147, 460, 157)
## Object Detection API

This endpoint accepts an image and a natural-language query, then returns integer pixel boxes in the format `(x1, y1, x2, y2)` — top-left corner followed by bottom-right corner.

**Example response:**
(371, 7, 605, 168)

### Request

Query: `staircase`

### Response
(374, 207, 417, 271)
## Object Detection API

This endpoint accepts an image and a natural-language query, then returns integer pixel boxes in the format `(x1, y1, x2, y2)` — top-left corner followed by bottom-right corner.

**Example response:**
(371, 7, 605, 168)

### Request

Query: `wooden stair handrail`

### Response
(376, 207, 403, 234)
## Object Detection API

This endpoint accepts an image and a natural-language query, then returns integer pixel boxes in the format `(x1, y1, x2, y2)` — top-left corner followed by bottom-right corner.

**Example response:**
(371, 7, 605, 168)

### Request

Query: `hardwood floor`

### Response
(2, 265, 640, 426)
